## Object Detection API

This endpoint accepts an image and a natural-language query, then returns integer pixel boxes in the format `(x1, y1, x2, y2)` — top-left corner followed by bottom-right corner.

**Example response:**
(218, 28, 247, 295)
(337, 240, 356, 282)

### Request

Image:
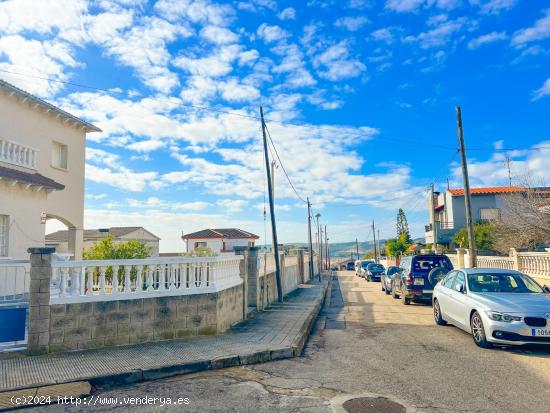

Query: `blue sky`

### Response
(0, 0, 548, 251)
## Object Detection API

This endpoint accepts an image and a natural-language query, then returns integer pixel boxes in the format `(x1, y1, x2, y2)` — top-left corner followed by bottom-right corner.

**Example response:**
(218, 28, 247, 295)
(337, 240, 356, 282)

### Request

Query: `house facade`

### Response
(425, 186, 531, 246)
(182, 228, 259, 253)
(46, 227, 161, 257)
(0, 79, 100, 259)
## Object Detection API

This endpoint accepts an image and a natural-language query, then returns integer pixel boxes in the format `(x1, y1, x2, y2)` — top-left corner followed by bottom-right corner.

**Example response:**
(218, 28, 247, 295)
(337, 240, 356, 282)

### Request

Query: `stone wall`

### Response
(47, 284, 243, 353)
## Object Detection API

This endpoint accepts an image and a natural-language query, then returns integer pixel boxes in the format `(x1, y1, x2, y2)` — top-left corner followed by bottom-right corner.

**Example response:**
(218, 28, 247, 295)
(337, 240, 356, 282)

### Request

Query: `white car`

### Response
(432, 268, 550, 348)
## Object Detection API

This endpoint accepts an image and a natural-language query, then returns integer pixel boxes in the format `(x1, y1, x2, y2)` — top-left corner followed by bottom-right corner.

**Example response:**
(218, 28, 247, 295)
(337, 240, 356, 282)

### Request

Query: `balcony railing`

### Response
(50, 255, 243, 304)
(425, 222, 455, 232)
(0, 138, 38, 170)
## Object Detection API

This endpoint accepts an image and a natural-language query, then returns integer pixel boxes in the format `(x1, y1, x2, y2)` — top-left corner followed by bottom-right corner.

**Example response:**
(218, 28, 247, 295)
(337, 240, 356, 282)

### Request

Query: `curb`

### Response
(0, 278, 329, 406)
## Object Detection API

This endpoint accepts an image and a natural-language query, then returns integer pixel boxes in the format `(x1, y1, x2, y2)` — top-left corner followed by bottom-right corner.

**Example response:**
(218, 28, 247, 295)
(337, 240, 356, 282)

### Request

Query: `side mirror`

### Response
(543, 285, 550, 294)
(455, 283, 465, 293)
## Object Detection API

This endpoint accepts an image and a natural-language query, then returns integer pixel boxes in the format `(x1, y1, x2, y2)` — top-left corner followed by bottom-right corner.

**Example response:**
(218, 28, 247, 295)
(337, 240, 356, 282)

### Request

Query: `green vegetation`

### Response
(83, 235, 151, 260)
(182, 246, 218, 257)
(385, 209, 413, 257)
(452, 222, 494, 250)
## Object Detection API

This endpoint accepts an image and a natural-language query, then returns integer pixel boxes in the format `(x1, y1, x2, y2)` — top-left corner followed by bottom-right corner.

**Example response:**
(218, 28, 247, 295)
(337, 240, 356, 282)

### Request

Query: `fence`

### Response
(446, 248, 550, 285)
(0, 259, 30, 303)
(0, 259, 30, 351)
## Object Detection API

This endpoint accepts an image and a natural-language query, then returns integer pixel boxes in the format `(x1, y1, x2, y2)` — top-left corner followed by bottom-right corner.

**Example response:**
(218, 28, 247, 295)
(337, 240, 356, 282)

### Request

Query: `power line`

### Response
(264, 123, 307, 204)
(5, 68, 547, 152)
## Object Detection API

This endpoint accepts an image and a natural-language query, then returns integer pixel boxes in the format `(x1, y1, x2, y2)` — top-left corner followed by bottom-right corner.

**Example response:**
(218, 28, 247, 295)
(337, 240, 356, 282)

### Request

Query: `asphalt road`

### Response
(28, 271, 550, 412)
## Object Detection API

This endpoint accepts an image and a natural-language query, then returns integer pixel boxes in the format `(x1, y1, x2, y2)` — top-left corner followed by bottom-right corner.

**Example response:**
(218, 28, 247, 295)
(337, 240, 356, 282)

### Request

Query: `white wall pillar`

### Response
(67, 227, 83, 260)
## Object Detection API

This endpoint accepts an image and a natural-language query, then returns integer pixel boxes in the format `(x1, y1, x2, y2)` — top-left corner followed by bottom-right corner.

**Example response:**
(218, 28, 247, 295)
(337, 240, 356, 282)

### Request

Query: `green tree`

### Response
(182, 246, 217, 257)
(452, 222, 494, 250)
(83, 236, 151, 260)
(361, 250, 375, 259)
(396, 208, 412, 244)
(385, 238, 408, 257)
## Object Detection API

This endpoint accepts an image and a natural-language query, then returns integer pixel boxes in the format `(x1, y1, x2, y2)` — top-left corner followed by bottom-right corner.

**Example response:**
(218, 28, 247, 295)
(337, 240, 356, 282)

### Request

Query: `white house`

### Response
(46, 226, 161, 257)
(181, 228, 259, 253)
(0, 79, 100, 259)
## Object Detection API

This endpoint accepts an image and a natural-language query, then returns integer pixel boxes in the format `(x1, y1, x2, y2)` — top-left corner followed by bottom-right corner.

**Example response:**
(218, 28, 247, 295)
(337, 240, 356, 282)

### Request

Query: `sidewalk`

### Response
(0, 276, 328, 395)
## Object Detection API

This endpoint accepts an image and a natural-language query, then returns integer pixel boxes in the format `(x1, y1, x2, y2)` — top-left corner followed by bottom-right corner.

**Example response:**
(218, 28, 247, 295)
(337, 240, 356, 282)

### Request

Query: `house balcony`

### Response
(425, 222, 456, 245)
(0, 138, 38, 170)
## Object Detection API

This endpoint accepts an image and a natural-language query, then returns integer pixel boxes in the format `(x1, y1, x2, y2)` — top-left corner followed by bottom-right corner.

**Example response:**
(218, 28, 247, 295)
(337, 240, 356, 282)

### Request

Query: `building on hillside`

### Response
(424, 186, 550, 247)
(181, 228, 259, 253)
(46, 227, 160, 257)
(0, 79, 100, 259)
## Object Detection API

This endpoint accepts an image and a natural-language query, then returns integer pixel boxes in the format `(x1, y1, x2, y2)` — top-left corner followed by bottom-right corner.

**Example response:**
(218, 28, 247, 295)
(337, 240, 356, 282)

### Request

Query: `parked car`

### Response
(433, 268, 550, 348)
(381, 266, 400, 294)
(356, 260, 374, 277)
(346, 261, 355, 271)
(364, 263, 385, 282)
(392, 254, 453, 305)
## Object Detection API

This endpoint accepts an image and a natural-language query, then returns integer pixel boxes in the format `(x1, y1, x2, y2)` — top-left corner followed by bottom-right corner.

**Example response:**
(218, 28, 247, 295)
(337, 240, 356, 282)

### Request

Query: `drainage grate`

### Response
(343, 397, 406, 413)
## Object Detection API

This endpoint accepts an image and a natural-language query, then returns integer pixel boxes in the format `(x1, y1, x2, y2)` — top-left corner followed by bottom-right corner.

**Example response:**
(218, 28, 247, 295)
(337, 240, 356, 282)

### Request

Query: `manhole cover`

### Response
(343, 396, 406, 413)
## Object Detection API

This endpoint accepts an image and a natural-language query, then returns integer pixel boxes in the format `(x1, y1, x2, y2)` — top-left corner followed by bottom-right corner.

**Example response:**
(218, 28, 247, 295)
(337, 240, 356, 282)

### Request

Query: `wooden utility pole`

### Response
(377, 229, 381, 262)
(372, 219, 378, 262)
(307, 198, 316, 281)
(320, 227, 324, 270)
(456, 106, 477, 268)
(325, 225, 329, 269)
(355, 238, 359, 260)
(261, 106, 283, 301)
(315, 213, 322, 275)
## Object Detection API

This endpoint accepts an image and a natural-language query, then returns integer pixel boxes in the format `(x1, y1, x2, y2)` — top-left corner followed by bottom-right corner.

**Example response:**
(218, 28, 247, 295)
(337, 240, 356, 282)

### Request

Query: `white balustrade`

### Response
(476, 256, 514, 270)
(50, 256, 243, 304)
(0, 138, 38, 170)
(0, 259, 30, 302)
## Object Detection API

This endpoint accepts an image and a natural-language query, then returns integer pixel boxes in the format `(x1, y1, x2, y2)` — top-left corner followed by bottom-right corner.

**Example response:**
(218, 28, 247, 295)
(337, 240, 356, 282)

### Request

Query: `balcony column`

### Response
(67, 227, 83, 260)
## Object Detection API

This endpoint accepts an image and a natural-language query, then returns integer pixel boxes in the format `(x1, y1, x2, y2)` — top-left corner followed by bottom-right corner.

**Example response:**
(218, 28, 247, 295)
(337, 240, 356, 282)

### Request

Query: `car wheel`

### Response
(381, 281, 385, 291)
(401, 288, 410, 305)
(470, 311, 492, 349)
(433, 299, 447, 326)
(385, 285, 391, 295)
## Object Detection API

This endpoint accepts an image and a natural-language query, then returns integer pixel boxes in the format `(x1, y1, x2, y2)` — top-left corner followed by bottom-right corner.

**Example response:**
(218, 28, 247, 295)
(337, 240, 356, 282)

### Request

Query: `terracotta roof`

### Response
(46, 226, 160, 242)
(0, 164, 64, 190)
(0, 78, 101, 133)
(182, 228, 259, 240)
(448, 186, 526, 196)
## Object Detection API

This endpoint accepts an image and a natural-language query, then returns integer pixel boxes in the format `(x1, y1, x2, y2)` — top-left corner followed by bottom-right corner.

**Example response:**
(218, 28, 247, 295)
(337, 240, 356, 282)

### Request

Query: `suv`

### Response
(392, 254, 453, 305)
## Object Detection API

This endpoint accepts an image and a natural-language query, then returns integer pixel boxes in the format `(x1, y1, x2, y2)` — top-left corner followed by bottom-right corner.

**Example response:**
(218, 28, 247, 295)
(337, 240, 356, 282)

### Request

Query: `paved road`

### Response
(29, 271, 550, 412)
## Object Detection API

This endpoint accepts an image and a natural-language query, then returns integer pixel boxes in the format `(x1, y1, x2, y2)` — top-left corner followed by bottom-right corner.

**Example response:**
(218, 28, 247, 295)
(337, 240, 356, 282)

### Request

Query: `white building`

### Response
(182, 228, 259, 253)
(46, 227, 161, 257)
(0, 79, 100, 259)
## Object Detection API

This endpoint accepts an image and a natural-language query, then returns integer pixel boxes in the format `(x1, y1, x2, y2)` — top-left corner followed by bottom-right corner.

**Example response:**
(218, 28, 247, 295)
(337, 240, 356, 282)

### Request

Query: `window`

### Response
(0, 215, 9, 257)
(442, 271, 457, 288)
(467, 272, 544, 293)
(194, 241, 207, 249)
(452, 271, 466, 291)
(479, 208, 500, 221)
(51, 141, 68, 169)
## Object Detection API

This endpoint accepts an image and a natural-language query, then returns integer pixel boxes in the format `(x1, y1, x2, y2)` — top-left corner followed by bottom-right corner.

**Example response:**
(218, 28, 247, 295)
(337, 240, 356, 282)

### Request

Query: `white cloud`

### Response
(468, 31, 507, 49)
(173, 44, 242, 77)
(271, 43, 317, 88)
(217, 199, 248, 212)
(511, 9, 550, 47)
(257, 23, 290, 43)
(532, 78, 550, 101)
(86, 164, 159, 192)
(385, 0, 425, 13)
(313, 41, 366, 80)
(470, 0, 518, 15)
(199, 25, 239, 45)
(0, 35, 79, 96)
(334, 16, 370, 31)
(127, 139, 166, 152)
(403, 17, 466, 48)
(218, 78, 260, 102)
(278, 7, 296, 20)
(371, 28, 396, 44)
(155, 0, 234, 26)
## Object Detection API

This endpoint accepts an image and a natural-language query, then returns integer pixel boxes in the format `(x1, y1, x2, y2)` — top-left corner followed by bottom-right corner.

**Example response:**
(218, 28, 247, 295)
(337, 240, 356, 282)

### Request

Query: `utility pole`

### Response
(320, 227, 324, 270)
(355, 238, 359, 260)
(307, 197, 315, 281)
(325, 225, 329, 270)
(377, 229, 381, 262)
(315, 213, 322, 276)
(431, 183, 438, 251)
(505, 155, 512, 187)
(456, 106, 477, 268)
(261, 106, 283, 301)
(372, 221, 377, 262)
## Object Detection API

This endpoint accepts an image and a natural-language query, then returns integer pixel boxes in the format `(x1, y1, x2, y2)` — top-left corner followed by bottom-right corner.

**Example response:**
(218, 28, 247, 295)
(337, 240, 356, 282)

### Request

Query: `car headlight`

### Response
(485, 311, 522, 322)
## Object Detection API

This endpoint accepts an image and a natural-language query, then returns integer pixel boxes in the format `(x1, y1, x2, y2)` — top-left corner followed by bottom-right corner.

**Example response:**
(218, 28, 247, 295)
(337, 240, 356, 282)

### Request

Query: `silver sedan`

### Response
(432, 268, 550, 348)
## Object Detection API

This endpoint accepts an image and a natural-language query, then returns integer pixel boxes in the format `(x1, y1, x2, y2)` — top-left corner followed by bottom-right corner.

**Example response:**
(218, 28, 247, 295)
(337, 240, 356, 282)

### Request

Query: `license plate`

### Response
(414, 278, 424, 286)
(532, 328, 550, 337)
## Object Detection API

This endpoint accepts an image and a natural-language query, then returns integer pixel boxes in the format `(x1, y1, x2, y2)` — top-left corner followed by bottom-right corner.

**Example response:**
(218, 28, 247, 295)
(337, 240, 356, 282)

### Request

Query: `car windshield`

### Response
(467, 272, 544, 293)
(387, 267, 399, 274)
(413, 257, 452, 273)
(367, 264, 384, 271)
(361, 261, 371, 268)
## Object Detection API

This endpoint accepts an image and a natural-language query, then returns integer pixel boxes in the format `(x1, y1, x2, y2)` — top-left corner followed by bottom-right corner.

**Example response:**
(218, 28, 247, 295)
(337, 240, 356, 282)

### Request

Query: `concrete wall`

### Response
(0, 179, 48, 258)
(47, 284, 243, 353)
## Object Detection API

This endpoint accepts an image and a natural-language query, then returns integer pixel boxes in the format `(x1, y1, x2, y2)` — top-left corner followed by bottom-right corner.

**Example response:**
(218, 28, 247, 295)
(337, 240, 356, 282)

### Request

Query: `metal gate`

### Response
(0, 259, 29, 352)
